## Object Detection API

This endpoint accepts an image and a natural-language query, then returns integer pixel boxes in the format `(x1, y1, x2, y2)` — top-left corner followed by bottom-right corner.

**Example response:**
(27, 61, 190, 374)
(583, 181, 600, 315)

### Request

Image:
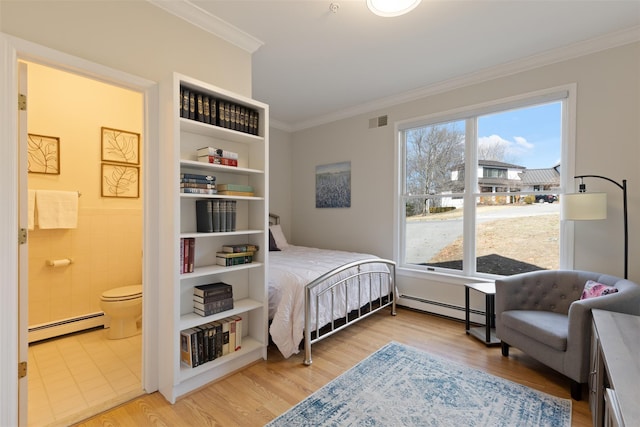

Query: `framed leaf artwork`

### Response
(101, 164, 139, 198)
(28, 133, 60, 174)
(101, 126, 140, 165)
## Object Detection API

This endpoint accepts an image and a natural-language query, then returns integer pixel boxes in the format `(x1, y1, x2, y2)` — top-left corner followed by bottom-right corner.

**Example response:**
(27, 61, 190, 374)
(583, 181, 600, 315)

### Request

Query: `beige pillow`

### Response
(269, 224, 289, 249)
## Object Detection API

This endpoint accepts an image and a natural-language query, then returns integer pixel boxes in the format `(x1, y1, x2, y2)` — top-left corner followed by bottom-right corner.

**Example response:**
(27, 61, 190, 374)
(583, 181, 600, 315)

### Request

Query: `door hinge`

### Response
(18, 361, 27, 379)
(19, 228, 27, 245)
(18, 93, 27, 111)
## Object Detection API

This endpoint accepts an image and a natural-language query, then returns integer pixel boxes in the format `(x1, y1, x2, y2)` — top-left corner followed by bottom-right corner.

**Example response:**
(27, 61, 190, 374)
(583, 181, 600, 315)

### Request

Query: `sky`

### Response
(477, 101, 561, 169)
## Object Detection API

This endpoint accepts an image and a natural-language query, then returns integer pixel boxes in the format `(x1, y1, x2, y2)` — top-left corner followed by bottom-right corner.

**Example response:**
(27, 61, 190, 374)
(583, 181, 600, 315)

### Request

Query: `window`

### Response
(398, 90, 570, 278)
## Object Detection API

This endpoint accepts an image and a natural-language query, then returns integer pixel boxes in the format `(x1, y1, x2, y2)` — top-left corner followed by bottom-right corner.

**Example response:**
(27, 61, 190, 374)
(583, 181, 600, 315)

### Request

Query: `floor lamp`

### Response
(562, 175, 628, 279)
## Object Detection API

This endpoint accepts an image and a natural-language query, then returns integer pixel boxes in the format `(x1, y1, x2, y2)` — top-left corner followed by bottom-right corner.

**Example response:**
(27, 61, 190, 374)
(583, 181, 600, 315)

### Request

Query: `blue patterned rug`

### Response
(266, 342, 571, 427)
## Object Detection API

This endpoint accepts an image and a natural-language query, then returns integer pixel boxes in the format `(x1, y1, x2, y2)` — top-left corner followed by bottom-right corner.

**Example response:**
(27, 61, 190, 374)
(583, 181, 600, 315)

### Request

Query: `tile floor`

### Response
(27, 328, 143, 427)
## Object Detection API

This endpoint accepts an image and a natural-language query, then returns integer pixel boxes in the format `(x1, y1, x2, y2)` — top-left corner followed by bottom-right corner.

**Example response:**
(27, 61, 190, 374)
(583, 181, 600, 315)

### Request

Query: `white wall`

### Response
(287, 42, 640, 316)
(268, 127, 293, 239)
(0, 1, 254, 421)
(0, 1, 252, 95)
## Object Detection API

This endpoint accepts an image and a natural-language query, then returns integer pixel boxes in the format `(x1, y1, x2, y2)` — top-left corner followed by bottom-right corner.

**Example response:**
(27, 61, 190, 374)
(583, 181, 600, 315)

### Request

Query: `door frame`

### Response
(0, 33, 160, 426)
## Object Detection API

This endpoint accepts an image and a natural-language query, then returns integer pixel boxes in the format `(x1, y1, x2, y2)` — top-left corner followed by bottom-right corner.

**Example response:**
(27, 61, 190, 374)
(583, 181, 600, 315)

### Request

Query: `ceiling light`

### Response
(367, 0, 421, 17)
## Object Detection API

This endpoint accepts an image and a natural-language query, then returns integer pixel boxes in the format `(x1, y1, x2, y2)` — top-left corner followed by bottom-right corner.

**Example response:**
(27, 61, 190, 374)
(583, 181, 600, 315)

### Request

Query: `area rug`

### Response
(266, 341, 571, 427)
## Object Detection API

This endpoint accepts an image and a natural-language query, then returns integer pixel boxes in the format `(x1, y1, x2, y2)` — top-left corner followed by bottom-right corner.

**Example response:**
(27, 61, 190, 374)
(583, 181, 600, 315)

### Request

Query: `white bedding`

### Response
(268, 245, 390, 358)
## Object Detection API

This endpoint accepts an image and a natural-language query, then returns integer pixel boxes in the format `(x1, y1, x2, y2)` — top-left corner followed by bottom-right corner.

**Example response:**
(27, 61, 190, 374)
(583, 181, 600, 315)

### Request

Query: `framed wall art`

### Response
(101, 163, 139, 198)
(28, 133, 60, 175)
(316, 161, 351, 208)
(101, 126, 140, 165)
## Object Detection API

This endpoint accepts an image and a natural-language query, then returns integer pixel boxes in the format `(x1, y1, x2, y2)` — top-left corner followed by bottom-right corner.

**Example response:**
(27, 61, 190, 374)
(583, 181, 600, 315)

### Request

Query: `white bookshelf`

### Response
(158, 73, 269, 403)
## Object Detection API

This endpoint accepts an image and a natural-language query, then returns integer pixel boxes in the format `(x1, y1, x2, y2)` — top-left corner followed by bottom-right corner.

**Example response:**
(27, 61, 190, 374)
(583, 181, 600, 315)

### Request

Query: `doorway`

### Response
(0, 35, 160, 427)
(22, 60, 145, 426)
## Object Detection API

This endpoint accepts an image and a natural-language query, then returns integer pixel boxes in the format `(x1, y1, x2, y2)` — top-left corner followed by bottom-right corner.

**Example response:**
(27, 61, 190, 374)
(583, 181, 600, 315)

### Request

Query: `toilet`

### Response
(100, 284, 142, 339)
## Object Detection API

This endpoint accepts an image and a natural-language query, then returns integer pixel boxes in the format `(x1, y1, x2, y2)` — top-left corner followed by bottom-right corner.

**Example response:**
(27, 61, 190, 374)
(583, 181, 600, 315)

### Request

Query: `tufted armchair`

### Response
(495, 270, 640, 400)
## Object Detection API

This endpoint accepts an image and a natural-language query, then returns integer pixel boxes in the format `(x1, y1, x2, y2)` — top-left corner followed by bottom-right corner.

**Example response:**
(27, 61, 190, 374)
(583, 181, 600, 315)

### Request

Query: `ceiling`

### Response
(154, 0, 640, 131)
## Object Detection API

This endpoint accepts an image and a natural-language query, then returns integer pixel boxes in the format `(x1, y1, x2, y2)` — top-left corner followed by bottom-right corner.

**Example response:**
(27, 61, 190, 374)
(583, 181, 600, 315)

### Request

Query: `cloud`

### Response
(513, 136, 534, 149)
(478, 134, 534, 154)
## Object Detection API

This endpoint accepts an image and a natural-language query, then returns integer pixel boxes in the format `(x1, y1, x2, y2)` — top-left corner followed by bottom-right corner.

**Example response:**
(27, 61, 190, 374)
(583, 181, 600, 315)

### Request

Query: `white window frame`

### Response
(393, 84, 577, 279)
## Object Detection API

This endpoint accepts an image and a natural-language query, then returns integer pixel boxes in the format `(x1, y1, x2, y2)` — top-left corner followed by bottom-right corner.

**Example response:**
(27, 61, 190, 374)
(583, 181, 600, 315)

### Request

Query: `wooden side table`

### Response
(465, 281, 500, 345)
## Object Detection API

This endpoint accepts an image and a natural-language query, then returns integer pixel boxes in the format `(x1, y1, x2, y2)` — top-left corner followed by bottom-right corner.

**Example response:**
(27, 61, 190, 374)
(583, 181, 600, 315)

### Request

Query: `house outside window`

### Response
(397, 89, 571, 278)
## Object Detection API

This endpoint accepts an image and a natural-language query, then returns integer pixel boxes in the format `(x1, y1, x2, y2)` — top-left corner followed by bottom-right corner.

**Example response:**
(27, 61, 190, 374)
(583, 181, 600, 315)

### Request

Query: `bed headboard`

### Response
(269, 213, 280, 225)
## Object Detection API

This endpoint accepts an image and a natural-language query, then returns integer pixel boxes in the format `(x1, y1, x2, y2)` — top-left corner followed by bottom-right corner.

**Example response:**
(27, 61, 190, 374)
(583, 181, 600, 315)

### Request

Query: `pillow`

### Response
(269, 224, 289, 249)
(580, 280, 619, 300)
(269, 230, 281, 251)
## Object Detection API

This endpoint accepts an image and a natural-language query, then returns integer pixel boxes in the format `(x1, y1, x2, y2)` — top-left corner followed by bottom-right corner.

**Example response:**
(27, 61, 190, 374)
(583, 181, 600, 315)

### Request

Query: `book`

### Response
(181, 88, 189, 119)
(205, 322, 217, 361)
(180, 182, 216, 189)
(221, 244, 259, 253)
(217, 190, 254, 196)
(216, 253, 253, 266)
(219, 200, 227, 232)
(212, 199, 221, 232)
(221, 319, 230, 355)
(197, 155, 238, 167)
(216, 184, 253, 192)
(210, 98, 217, 126)
(231, 315, 242, 351)
(212, 321, 223, 358)
(180, 328, 197, 367)
(193, 297, 233, 313)
(197, 94, 204, 122)
(196, 200, 214, 233)
(215, 251, 254, 258)
(193, 282, 233, 298)
(218, 101, 226, 128)
(187, 238, 195, 273)
(225, 317, 236, 354)
(189, 91, 196, 120)
(180, 188, 217, 195)
(203, 96, 210, 124)
(194, 325, 208, 362)
(180, 237, 195, 274)
(196, 147, 239, 160)
(180, 173, 215, 182)
(193, 291, 232, 304)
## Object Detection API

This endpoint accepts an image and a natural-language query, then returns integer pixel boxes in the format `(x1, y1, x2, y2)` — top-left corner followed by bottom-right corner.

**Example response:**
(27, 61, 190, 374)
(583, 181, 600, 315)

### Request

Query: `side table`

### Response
(465, 281, 500, 345)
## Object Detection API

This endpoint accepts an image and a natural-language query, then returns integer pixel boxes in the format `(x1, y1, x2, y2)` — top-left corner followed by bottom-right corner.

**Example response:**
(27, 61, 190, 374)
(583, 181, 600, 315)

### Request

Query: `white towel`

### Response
(28, 189, 36, 230)
(35, 190, 78, 229)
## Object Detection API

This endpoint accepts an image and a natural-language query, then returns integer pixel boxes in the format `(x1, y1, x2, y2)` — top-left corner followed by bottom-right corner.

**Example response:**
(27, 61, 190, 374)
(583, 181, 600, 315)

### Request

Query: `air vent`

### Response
(368, 115, 388, 128)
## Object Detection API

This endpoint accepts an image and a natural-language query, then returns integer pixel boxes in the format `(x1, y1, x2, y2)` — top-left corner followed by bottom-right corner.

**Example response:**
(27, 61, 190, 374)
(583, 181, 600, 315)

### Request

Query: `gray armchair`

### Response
(495, 270, 640, 400)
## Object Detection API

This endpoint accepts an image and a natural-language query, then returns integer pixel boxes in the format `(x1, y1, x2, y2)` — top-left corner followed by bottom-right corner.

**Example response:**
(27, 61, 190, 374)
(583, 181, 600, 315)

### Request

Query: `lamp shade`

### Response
(367, 0, 421, 17)
(562, 192, 607, 220)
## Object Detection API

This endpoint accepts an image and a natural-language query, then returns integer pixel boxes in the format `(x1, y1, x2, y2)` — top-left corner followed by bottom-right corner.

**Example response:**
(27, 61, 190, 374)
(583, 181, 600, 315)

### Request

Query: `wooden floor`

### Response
(74, 307, 591, 426)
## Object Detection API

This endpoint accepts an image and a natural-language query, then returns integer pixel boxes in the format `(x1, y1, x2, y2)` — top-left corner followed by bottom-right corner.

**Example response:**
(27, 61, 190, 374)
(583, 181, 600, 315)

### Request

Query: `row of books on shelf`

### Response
(196, 199, 238, 233)
(180, 85, 259, 135)
(180, 315, 243, 368)
(196, 146, 239, 168)
(180, 241, 260, 274)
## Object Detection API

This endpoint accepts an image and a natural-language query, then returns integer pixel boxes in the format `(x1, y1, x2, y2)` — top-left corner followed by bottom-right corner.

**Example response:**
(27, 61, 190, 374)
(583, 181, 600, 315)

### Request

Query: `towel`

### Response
(35, 190, 78, 229)
(28, 189, 36, 230)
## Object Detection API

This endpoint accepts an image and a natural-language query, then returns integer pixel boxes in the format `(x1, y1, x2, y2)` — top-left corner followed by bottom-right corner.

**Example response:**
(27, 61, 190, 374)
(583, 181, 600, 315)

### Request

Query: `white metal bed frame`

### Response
(269, 214, 397, 365)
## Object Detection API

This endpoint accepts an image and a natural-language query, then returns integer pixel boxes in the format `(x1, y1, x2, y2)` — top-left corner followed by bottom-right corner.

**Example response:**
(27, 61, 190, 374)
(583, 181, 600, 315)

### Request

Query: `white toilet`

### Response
(100, 284, 143, 339)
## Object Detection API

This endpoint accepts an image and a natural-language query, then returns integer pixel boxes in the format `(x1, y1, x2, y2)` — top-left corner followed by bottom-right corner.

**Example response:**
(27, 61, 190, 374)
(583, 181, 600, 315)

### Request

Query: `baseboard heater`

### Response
(399, 294, 485, 317)
(28, 312, 105, 343)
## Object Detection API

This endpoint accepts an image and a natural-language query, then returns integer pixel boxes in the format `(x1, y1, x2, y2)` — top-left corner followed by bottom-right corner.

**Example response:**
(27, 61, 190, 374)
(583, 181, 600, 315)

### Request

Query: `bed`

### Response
(268, 214, 397, 365)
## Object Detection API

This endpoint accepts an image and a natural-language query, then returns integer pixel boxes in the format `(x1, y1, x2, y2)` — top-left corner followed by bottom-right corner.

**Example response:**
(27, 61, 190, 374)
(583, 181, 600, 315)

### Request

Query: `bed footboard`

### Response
(303, 258, 397, 365)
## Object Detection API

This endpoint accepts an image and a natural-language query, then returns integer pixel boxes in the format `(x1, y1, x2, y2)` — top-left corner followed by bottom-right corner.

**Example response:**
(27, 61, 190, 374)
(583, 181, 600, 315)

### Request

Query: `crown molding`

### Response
(147, 0, 264, 54)
(288, 26, 640, 132)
